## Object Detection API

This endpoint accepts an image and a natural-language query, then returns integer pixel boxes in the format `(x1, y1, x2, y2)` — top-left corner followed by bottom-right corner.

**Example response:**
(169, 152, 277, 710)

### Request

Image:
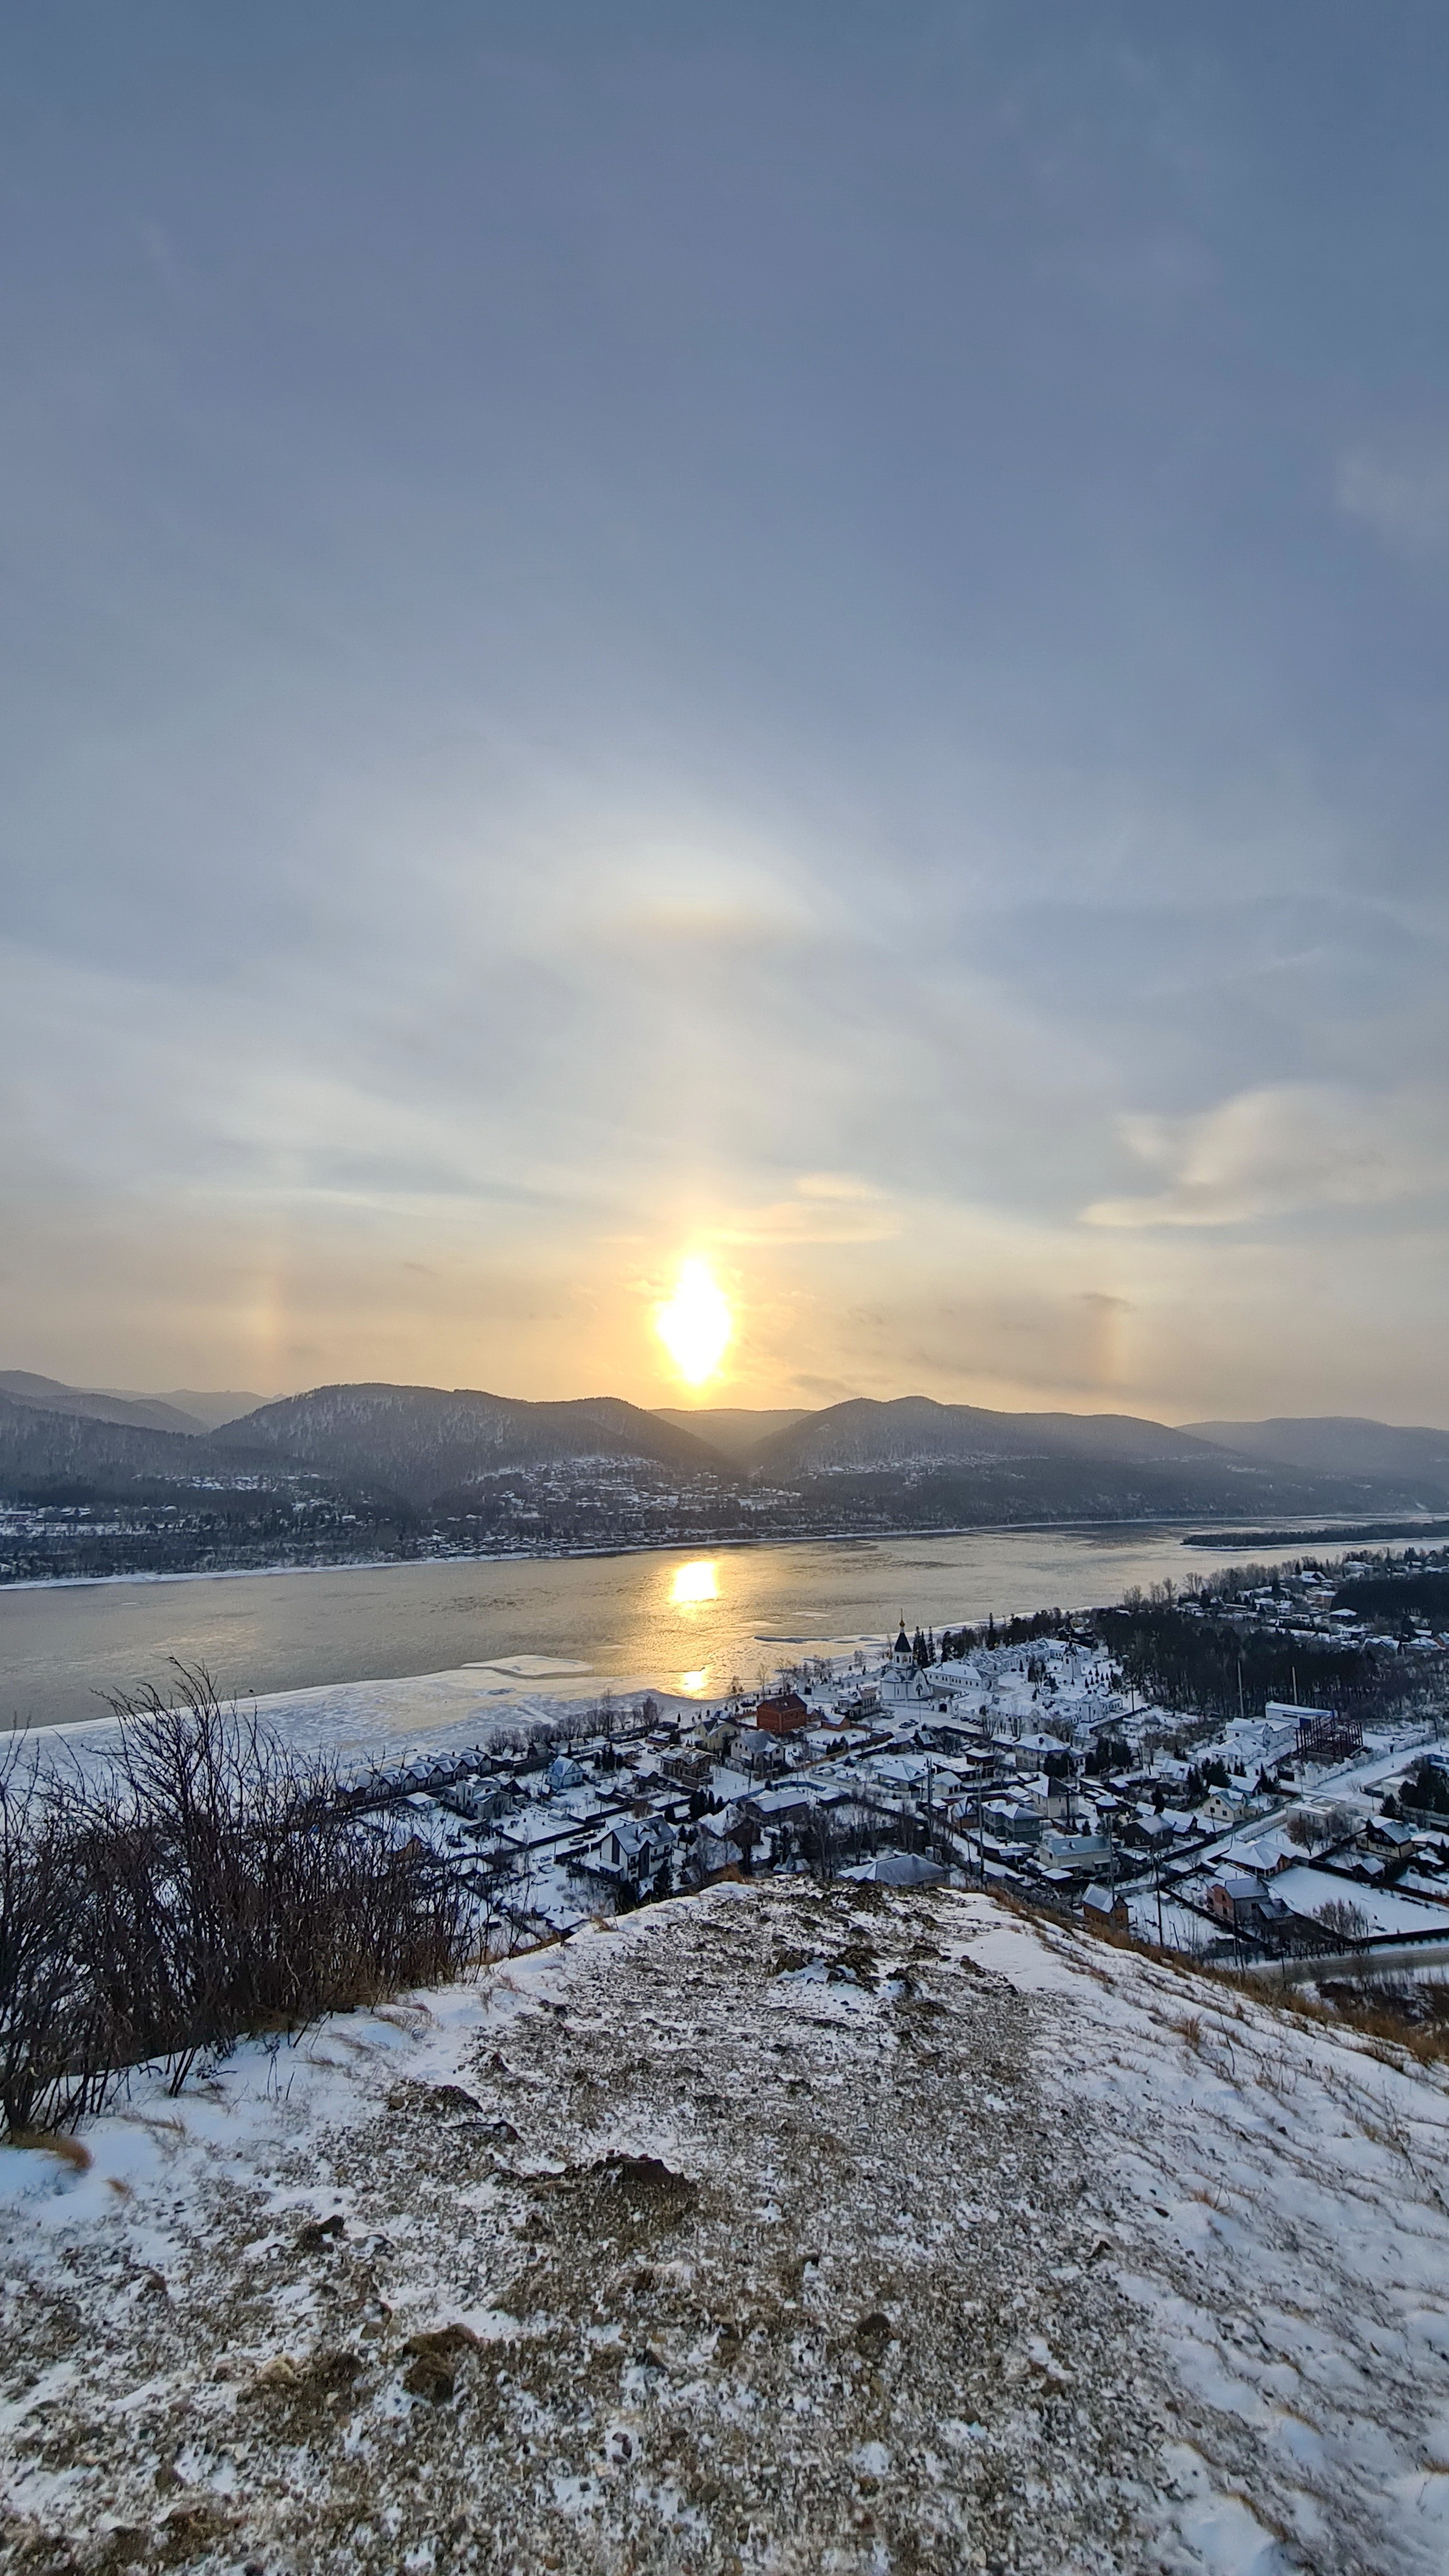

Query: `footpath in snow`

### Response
(2, 1884, 1448, 2575)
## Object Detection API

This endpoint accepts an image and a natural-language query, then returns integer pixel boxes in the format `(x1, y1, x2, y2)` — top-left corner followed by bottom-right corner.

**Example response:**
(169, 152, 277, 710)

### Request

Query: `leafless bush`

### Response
(0, 1665, 471, 2136)
(0, 1750, 112, 2136)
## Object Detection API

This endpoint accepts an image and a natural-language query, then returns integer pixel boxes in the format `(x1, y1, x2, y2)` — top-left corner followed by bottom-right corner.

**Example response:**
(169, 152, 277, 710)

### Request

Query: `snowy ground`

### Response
(3, 1884, 1449, 2574)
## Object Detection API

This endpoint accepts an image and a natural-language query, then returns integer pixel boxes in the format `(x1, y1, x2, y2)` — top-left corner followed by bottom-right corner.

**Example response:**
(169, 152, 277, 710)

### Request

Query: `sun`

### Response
(654, 1256, 733, 1388)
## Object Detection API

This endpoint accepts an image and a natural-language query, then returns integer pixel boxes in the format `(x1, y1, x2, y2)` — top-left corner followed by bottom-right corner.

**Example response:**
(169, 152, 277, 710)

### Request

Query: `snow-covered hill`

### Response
(3, 1885, 1448, 2573)
(213, 1385, 731, 1503)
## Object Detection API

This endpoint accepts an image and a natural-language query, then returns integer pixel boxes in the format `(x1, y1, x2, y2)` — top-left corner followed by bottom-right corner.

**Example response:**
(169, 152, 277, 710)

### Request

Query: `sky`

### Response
(4, 1, 1449, 1426)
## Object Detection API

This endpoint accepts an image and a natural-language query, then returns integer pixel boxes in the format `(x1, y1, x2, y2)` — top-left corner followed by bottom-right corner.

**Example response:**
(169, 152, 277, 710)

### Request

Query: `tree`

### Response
(1403, 1764, 1449, 1818)
(732, 1813, 762, 1876)
(1286, 1808, 1332, 1852)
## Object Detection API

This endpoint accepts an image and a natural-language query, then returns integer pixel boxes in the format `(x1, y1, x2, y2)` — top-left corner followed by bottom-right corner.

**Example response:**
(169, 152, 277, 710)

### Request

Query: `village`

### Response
(355, 1554, 1449, 1990)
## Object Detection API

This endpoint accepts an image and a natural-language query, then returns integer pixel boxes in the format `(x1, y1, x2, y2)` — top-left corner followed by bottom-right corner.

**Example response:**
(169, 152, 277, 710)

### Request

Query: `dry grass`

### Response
(7, 2127, 93, 2171)
(1264, 1982, 1449, 2070)
(1009, 1880, 1449, 2079)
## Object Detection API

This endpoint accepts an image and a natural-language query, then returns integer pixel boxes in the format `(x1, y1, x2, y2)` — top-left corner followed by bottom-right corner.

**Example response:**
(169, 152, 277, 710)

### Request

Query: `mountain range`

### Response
(6, 1371, 1449, 1537)
(1184, 1415, 1449, 1485)
(0, 1371, 265, 1437)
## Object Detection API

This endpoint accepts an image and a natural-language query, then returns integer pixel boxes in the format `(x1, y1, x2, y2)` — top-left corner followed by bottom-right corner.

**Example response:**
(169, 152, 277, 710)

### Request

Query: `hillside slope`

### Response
(4, 1883, 1446, 2574)
(215, 1382, 732, 1505)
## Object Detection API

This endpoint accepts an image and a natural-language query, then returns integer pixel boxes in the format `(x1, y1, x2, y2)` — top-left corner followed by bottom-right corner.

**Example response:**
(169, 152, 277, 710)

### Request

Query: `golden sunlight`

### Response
(654, 1255, 732, 1387)
(669, 1557, 720, 1606)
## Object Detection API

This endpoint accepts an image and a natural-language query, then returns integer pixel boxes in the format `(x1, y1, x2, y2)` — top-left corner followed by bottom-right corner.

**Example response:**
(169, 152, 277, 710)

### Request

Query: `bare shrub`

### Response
(0, 1749, 112, 2136)
(0, 1665, 472, 2136)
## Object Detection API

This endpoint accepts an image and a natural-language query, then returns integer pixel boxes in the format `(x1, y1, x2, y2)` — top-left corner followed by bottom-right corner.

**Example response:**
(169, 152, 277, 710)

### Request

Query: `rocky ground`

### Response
(2, 1883, 1449, 2574)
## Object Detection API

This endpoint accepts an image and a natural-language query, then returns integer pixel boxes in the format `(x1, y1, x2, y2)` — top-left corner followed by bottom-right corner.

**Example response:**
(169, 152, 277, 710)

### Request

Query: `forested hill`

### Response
(0, 1390, 282, 1500)
(739, 1396, 1407, 1525)
(212, 1384, 731, 1505)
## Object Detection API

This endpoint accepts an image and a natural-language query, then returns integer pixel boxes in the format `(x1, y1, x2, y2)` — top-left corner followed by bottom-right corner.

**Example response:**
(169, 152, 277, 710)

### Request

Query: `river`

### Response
(0, 1525, 1300, 1732)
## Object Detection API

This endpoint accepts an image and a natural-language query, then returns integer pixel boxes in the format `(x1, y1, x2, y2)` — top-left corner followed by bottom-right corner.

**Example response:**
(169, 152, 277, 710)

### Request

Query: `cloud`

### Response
(712, 1176, 897, 1246)
(1336, 446, 1449, 555)
(1084, 1083, 1449, 1228)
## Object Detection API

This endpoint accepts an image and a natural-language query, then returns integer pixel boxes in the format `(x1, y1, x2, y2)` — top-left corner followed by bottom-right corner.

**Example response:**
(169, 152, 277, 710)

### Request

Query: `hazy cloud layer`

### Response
(2, 4, 1448, 1424)
(1087, 1086, 1449, 1229)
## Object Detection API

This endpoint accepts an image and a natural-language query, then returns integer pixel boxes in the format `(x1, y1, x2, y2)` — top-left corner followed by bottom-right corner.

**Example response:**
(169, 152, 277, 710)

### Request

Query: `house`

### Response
(1040, 1828, 1110, 1867)
(582, 1818, 678, 1889)
(731, 1728, 790, 1776)
(662, 1750, 712, 1791)
(1082, 1883, 1128, 1929)
(844, 1850, 946, 1888)
(1203, 1873, 1291, 1938)
(1224, 1827, 1298, 1877)
(1201, 1789, 1245, 1825)
(984, 1802, 1043, 1846)
(753, 1690, 812, 1737)
(1206, 1874, 1266, 1927)
(741, 1783, 819, 1829)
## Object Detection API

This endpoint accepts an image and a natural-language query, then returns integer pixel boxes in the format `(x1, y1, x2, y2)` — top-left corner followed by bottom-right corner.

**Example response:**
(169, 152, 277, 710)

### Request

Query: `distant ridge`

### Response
(652, 1405, 811, 1460)
(117, 1386, 267, 1431)
(10, 1371, 1449, 1559)
(0, 1370, 208, 1438)
(749, 1396, 1232, 1477)
(732, 1393, 1428, 1524)
(0, 1388, 285, 1496)
(1184, 1416, 1449, 1503)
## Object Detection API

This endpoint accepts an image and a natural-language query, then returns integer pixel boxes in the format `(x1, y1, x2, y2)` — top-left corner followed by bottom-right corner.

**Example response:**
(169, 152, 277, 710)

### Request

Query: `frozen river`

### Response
(0, 1523, 1296, 1732)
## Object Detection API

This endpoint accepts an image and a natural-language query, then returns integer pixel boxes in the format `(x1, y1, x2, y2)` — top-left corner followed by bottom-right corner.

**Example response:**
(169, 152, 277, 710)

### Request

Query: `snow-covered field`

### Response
(2, 1883, 1447, 2573)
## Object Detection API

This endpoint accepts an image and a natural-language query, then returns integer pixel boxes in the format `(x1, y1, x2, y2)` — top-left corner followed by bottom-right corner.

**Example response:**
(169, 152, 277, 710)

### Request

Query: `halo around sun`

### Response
(654, 1256, 733, 1388)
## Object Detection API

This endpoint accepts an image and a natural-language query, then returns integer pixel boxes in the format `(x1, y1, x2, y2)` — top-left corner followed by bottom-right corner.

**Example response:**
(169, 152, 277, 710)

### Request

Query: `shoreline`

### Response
(0, 1508, 1421, 1597)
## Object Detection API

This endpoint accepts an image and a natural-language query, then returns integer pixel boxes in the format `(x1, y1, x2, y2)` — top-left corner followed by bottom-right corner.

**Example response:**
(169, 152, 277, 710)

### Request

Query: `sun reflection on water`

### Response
(669, 1559, 719, 1607)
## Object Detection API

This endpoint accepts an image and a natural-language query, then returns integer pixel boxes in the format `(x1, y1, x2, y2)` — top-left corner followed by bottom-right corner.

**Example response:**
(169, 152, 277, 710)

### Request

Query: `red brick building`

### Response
(752, 1690, 812, 1736)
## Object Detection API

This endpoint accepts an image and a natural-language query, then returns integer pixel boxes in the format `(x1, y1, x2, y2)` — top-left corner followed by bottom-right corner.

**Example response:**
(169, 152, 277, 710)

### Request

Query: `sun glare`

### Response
(654, 1256, 732, 1387)
(670, 1558, 720, 1606)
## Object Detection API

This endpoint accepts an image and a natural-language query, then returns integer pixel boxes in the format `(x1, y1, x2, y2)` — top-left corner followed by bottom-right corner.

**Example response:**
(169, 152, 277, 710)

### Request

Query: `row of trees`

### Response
(0, 1668, 471, 2138)
(1093, 1597, 1421, 1723)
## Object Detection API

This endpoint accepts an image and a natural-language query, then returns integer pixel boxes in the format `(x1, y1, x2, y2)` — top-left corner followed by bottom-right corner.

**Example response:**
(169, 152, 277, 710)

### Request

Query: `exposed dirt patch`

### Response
(10, 1878, 1433, 2572)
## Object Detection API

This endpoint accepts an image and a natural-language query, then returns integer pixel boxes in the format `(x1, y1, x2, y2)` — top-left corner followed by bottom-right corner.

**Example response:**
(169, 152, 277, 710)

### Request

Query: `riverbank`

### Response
(0, 1504, 1391, 1595)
